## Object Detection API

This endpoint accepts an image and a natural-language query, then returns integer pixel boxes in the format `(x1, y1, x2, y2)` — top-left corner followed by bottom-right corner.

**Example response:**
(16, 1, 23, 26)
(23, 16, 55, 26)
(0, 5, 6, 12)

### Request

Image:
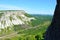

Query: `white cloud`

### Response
(26, 9, 54, 15)
(0, 4, 31, 13)
(0, 4, 24, 10)
(0, 4, 54, 15)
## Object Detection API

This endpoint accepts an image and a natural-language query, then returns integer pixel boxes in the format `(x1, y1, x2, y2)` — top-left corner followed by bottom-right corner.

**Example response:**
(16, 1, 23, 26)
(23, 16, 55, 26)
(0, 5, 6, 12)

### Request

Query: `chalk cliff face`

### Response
(0, 10, 35, 30)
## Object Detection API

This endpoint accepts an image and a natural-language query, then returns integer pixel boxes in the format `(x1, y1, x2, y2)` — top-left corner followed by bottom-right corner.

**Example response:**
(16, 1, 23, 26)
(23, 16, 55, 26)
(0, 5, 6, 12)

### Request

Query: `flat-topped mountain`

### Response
(0, 10, 35, 31)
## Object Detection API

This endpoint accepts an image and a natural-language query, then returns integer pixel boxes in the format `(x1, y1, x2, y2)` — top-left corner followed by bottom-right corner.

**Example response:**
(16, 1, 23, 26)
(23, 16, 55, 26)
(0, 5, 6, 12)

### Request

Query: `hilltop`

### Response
(0, 10, 35, 32)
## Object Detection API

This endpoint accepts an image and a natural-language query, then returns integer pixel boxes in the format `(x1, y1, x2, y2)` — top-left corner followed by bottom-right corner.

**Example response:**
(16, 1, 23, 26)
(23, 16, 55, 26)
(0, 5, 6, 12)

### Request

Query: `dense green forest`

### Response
(0, 14, 53, 40)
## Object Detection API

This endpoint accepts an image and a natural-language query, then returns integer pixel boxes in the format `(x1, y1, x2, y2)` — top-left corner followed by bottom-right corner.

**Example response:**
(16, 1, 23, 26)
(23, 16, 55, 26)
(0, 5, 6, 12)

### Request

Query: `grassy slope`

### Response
(0, 14, 53, 40)
(30, 14, 52, 26)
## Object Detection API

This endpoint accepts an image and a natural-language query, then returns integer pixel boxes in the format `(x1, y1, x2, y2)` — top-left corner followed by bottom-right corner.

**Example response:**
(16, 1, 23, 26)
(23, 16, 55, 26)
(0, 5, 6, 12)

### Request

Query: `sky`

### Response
(0, 0, 56, 15)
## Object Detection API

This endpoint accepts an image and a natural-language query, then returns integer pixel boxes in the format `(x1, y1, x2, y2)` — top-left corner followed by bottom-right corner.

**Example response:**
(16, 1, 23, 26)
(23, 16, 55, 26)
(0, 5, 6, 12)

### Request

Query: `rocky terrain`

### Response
(0, 10, 35, 31)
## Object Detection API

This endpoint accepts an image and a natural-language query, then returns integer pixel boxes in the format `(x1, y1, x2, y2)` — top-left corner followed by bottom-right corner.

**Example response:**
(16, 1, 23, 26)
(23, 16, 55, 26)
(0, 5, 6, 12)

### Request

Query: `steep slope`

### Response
(0, 10, 35, 31)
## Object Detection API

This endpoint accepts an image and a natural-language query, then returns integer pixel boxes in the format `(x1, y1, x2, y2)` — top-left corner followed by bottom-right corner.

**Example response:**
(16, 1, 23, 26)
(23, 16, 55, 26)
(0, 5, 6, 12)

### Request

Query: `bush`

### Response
(4, 38, 11, 40)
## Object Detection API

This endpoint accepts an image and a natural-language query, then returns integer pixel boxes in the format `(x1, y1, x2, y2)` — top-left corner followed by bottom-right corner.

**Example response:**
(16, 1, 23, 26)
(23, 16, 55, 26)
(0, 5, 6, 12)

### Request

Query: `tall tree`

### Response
(44, 0, 60, 40)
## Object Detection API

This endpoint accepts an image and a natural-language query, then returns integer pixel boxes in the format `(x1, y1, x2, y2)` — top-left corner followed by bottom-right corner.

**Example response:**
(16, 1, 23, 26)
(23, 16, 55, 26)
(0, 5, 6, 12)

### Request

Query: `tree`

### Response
(35, 35, 40, 40)
(44, 0, 60, 40)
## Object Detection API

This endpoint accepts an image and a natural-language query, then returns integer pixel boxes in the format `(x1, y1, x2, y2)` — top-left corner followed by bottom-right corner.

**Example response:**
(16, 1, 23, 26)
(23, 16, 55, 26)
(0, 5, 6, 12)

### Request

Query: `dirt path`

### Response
(0, 26, 39, 39)
(0, 32, 17, 39)
(0, 22, 49, 39)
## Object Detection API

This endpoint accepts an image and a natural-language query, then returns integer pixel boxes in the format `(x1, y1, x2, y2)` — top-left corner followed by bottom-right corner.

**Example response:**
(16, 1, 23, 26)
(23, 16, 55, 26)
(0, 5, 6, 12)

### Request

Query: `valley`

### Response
(0, 10, 52, 40)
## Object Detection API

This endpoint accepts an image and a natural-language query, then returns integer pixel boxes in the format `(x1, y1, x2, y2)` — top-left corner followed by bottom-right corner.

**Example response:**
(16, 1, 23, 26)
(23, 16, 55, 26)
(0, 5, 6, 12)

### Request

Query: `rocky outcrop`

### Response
(0, 10, 35, 30)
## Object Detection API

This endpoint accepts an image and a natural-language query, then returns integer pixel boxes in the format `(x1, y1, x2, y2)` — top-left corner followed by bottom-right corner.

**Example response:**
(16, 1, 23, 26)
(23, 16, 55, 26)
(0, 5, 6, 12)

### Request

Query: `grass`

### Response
(0, 14, 52, 40)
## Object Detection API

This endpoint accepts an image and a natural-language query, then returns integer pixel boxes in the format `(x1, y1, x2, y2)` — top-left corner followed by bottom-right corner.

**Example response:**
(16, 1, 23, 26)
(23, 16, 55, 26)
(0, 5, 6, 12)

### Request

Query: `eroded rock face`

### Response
(44, 0, 60, 40)
(0, 10, 35, 30)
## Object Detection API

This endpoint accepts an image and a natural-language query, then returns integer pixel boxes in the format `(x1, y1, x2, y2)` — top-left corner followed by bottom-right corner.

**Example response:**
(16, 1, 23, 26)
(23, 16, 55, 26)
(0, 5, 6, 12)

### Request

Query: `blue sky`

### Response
(0, 0, 56, 15)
